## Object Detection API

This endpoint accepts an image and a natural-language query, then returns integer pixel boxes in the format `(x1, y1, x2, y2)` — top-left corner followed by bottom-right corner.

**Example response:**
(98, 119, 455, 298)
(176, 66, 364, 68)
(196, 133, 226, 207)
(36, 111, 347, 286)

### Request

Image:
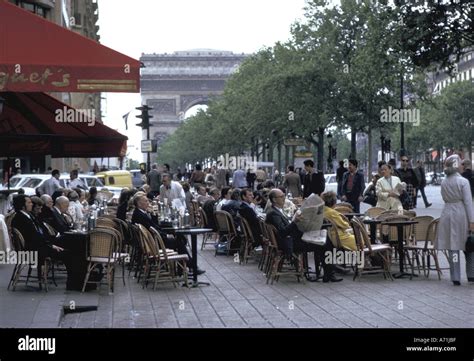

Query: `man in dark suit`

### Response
(303, 159, 325, 198)
(341, 159, 365, 213)
(11, 195, 86, 290)
(202, 188, 220, 231)
(131, 195, 204, 275)
(49, 196, 73, 234)
(265, 189, 341, 283)
(239, 188, 262, 246)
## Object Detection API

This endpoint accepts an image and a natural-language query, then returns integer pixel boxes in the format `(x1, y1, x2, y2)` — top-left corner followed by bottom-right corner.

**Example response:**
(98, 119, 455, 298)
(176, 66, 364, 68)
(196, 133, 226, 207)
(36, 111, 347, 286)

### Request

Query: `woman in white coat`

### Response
(436, 155, 474, 285)
(375, 164, 403, 210)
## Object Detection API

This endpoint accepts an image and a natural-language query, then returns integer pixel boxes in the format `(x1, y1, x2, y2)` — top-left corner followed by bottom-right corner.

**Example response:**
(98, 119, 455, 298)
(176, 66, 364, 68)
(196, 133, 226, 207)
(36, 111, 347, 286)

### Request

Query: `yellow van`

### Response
(95, 170, 133, 189)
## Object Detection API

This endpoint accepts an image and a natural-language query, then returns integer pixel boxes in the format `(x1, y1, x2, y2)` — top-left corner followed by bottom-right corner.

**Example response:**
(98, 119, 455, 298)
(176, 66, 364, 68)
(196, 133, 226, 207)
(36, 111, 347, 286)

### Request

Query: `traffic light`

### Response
(135, 105, 153, 129)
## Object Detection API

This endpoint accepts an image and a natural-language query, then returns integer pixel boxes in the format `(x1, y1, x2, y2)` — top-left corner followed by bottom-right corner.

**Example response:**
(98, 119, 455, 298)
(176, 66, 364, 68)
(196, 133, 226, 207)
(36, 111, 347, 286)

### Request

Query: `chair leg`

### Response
(81, 263, 94, 292)
(431, 251, 442, 280)
(7, 264, 19, 290)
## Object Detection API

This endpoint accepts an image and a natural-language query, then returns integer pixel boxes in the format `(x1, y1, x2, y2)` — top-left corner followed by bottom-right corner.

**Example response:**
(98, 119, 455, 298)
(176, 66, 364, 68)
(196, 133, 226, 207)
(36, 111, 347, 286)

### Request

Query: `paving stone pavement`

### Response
(2, 233, 473, 329)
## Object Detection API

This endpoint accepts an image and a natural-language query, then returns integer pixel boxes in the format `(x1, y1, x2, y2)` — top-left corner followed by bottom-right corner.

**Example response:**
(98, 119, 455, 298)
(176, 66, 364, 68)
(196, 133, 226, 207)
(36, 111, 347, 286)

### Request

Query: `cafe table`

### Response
(381, 220, 418, 279)
(163, 227, 212, 287)
(362, 218, 382, 244)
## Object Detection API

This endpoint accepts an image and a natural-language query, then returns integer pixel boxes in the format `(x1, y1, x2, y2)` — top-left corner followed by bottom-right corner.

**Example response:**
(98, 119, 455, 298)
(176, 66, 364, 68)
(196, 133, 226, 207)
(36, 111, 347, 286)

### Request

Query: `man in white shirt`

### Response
(37, 169, 60, 196)
(232, 168, 248, 188)
(159, 174, 186, 209)
(68, 169, 86, 190)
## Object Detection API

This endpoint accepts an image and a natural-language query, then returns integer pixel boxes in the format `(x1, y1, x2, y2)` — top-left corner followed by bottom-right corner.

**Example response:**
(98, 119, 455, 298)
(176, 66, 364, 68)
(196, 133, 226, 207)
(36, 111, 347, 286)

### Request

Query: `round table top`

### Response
(173, 228, 213, 235)
(381, 220, 418, 226)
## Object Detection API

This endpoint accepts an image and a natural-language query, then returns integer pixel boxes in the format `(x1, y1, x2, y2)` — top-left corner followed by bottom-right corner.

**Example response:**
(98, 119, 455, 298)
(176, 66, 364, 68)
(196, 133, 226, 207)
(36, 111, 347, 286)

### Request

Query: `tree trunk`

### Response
(350, 126, 356, 159)
(368, 127, 373, 182)
(317, 127, 325, 172)
(284, 145, 289, 170)
(277, 142, 282, 172)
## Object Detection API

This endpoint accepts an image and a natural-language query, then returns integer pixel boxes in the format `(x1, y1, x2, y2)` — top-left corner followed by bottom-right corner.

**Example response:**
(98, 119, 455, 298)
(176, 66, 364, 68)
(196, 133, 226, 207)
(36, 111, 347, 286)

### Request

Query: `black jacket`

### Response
(303, 171, 325, 198)
(131, 208, 168, 241)
(239, 202, 262, 244)
(49, 207, 72, 234)
(341, 170, 365, 199)
(265, 206, 301, 255)
(397, 167, 419, 188)
(11, 211, 52, 252)
(202, 199, 217, 231)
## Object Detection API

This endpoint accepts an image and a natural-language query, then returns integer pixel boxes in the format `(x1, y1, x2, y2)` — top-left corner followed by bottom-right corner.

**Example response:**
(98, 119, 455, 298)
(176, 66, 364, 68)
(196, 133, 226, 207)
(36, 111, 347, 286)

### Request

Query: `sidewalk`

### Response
(1, 240, 472, 329)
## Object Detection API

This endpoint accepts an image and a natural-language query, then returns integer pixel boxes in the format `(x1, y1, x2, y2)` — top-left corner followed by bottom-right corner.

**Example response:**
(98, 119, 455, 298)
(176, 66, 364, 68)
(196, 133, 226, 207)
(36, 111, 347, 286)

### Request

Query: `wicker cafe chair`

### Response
(8, 228, 52, 291)
(351, 218, 393, 281)
(135, 224, 177, 288)
(191, 200, 201, 227)
(404, 218, 444, 279)
(82, 227, 119, 293)
(239, 218, 256, 265)
(214, 210, 241, 256)
(333, 205, 353, 214)
(265, 224, 304, 284)
(365, 207, 386, 219)
(199, 207, 218, 250)
(149, 227, 189, 289)
(95, 226, 129, 286)
(258, 219, 271, 272)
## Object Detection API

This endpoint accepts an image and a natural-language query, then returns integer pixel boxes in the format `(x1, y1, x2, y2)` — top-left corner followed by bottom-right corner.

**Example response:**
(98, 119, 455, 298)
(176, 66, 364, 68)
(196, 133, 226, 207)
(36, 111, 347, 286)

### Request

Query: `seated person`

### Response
(48, 196, 74, 234)
(321, 191, 357, 251)
(265, 189, 342, 283)
(202, 188, 220, 231)
(87, 187, 100, 207)
(11, 195, 87, 290)
(221, 188, 242, 230)
(131, 195, 204, 275)
(239, 188, 262, 246)
(195, 186, 212, 206)
(39, 194, 54, 225)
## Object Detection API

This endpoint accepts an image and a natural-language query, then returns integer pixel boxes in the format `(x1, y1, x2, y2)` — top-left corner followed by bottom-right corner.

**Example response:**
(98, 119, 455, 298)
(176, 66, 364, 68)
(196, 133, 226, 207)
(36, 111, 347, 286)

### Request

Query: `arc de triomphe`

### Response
(140, 49, 249, 149)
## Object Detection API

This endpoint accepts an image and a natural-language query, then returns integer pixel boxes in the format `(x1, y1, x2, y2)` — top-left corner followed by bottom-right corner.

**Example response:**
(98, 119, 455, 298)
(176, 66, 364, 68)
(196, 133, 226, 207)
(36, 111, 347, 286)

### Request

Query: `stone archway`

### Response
(140, 49, 248, 148)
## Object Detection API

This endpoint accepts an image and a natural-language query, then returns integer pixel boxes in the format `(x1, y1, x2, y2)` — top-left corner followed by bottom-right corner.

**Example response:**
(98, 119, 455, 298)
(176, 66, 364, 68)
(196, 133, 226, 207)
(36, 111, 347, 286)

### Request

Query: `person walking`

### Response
(436, 155, 474, 285)
(414, 160, 432, 208)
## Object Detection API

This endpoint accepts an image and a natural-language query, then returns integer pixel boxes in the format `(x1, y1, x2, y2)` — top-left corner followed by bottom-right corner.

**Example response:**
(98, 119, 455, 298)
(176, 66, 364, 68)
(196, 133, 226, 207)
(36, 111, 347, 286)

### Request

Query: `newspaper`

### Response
(297, 194, 326, 244)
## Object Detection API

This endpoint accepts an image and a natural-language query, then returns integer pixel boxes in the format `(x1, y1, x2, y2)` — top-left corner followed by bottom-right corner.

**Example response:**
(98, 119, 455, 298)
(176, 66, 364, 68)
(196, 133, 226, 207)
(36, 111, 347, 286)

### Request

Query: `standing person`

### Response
(68, 169, 86, 190)
(159, 173, 186, 209)
(336, 160, 348, 200)
(273, 170, 282, 187)
(461, 159, 474, 201)
(436, 155, 474, 285)
(232, 168, 247, 188)
(189, 164, 205, 189)
(302, 159, 325, 198)
(375, 164, 403, 211)
(340, 159, 365, 213)
(246, 168, 256, 190)
(255, 167, 267, 188)
(397, 156, 419, 210)
(414, 160, 432, 208)
(37, 169, 60, 196)
(216, 167, 228, 189)
(283, 165, 302, 198)
(146, 163, 161, 198)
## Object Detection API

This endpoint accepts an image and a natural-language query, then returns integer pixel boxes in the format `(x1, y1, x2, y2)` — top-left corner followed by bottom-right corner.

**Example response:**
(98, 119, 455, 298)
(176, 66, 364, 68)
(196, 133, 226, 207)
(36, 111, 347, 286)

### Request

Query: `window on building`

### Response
(15, 1, 48, 18)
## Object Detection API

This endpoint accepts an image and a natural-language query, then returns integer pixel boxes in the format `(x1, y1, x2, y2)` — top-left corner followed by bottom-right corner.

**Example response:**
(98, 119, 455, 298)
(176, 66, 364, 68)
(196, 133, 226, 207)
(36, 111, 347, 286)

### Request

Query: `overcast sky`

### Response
(97, 0, 307, 161)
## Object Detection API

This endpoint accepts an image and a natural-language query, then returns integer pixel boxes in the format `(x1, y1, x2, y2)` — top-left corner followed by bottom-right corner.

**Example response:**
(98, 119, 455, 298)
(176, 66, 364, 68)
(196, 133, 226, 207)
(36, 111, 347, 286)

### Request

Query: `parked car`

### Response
(324, 174, 338, 193)
(95, 170, 133, 189)
(3, 173, 123, 200)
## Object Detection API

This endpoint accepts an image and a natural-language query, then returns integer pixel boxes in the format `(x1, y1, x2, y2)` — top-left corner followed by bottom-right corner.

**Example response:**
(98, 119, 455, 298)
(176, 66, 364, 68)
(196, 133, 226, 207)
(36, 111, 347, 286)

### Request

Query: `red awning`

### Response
(0, 92, 127, 157)
(0, 1, 139, 92)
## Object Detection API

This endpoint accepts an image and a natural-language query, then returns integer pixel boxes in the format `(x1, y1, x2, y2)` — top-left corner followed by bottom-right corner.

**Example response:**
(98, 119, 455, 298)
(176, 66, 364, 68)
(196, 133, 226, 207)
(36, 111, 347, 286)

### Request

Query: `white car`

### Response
(3, 174, 122, 200)
(324, 173, 338, 193)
